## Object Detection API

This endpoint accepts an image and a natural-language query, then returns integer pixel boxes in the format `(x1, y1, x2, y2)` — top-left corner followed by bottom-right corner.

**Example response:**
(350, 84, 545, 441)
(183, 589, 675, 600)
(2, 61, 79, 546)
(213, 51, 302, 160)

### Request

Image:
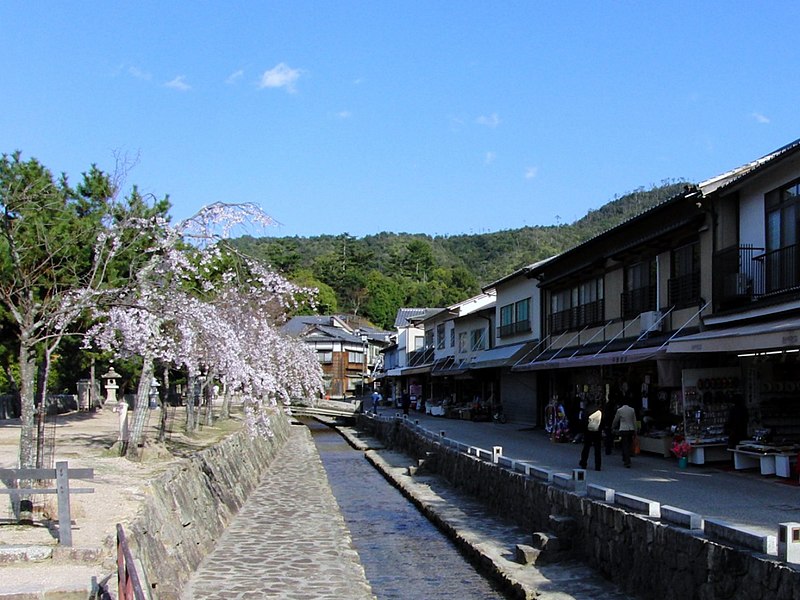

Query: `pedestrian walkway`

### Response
(395, 412, 800, 538)
(182, 424, 374, 600)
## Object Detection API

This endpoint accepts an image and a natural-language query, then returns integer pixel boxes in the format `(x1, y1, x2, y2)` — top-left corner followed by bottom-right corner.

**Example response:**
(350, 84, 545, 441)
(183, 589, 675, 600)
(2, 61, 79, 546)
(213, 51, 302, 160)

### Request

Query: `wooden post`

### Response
(55, 461, 73, 546)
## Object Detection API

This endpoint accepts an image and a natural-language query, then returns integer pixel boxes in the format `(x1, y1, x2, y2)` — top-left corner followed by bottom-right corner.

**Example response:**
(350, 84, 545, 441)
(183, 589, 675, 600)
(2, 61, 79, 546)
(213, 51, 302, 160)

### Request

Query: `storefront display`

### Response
(680, 367, 741, 464)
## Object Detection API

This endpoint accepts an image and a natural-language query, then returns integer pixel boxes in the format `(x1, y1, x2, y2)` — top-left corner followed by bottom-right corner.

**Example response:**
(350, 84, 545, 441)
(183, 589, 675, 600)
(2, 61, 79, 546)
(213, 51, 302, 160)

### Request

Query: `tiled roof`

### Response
(393, 308, 432, 328)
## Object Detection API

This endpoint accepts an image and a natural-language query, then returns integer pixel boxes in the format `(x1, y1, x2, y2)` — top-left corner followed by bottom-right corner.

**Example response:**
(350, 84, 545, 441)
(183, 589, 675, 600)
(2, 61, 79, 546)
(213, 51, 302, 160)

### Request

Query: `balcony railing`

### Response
(759, 244, 800, 295)
(621, 285, 656, 318)
(548, 299, 604, 333)
(668, 271, 701, 308)
(498, 319, 531, 338)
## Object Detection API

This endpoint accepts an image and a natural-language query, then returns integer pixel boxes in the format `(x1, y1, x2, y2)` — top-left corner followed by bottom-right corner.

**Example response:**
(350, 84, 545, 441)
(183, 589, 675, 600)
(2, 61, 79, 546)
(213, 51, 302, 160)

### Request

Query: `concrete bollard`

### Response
(779, 522, 800, 563)
(572, 469, 587, 494)
(492, 446, 503, 464)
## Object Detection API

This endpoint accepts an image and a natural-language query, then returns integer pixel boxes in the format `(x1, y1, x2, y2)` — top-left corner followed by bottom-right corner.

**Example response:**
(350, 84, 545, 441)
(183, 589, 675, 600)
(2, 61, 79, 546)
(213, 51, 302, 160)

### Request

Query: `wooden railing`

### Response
(117, 523, 147, 600)
(0, 461, 94, 546)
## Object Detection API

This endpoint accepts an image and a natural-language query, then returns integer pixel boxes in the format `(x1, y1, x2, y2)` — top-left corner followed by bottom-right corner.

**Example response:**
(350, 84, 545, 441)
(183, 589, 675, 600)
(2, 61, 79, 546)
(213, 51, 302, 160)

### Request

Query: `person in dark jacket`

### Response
(401, 391, 411, 415)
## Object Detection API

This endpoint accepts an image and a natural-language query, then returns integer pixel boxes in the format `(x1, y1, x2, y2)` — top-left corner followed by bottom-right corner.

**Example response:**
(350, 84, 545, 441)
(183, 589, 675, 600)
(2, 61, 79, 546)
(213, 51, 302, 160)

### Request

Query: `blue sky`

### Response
(2, 2, 799, 238)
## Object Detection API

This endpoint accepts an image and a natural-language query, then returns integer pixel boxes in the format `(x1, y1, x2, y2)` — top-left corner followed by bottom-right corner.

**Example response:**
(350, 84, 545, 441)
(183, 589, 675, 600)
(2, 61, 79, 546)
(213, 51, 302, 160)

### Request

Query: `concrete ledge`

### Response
(661, 505, 703, 530)
(514, 461, 535, 475)
(553, 473, 574, 490)
(528, 465, 554, 483)
(497, 456, 515, 469)
(614, 492, 660, 517)
(587, 484, 615, 503)
(704, 518, 778, 555)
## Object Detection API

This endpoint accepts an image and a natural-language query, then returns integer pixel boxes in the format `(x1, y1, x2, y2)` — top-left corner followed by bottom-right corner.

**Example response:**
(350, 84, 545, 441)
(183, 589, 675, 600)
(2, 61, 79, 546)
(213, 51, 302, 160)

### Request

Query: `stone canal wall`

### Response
(361, 416, 800, 600)
(124, 411, 292, 600)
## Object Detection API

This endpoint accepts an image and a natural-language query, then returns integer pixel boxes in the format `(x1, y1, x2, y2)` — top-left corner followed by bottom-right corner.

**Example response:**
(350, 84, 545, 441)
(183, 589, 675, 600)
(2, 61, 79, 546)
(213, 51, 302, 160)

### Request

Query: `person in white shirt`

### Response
(579, 403, 603, 471)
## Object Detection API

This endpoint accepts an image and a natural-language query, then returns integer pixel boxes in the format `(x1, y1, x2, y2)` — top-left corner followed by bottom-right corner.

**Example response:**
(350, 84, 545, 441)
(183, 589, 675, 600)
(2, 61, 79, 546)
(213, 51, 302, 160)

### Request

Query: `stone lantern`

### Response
(103, 366, 121, 405)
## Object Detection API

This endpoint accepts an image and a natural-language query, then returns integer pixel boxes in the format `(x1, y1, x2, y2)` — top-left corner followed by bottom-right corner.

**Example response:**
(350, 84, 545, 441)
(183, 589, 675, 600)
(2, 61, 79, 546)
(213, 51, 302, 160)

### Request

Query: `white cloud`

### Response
(165, 76, 191, 92)
(226, 69, 244, 84)
(484, 152, 496, 165)
(476, 113, 501, 128)
(128, 66, 151, 81)
(336, 110, 352, 120)
(752, 112, 770, 124)
(259, 62, 301, 92)
(524, 166, 538, 179)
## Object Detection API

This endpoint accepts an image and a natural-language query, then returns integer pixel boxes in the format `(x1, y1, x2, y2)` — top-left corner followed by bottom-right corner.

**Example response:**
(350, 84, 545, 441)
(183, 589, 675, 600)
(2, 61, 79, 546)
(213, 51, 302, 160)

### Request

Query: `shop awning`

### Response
(431, 357, 470, 377)
(386, 368, 403, 377)
(468, 342, 531, 370)
(512, 345, 667, 371)
(401, 364, 433, 375)
(666, 316, 800, 354)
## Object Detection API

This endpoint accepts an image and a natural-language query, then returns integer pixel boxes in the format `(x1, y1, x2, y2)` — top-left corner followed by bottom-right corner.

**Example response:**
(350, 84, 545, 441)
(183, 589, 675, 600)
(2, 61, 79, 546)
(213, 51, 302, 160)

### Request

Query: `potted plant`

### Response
(671, 435, 691, 468)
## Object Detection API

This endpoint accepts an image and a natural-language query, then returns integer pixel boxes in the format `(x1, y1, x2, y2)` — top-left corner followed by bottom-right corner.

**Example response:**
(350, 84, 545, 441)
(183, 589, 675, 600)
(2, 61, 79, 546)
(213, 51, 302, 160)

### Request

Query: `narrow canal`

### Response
(306, 419, 508, 600)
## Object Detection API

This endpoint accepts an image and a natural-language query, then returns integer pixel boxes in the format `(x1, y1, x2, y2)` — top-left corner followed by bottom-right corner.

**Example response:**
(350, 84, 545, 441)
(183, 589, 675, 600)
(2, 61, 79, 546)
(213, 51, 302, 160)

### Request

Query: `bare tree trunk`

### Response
(89, 357, 96, 410)
(126, 355, 154, 457)
(203, 371, 215, 427)
(185, 373, 197, 433)
(16, 338, 37, 523)
(157, 365, 169, 442)
(220, 381, 231, 420)
(34, 354, 51, 469)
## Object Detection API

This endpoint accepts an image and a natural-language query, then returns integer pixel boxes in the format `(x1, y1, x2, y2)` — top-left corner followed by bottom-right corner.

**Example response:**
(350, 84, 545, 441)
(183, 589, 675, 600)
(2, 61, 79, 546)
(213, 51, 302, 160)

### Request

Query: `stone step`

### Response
(0, 544, 105, 565)
(0, 562, 107, 599)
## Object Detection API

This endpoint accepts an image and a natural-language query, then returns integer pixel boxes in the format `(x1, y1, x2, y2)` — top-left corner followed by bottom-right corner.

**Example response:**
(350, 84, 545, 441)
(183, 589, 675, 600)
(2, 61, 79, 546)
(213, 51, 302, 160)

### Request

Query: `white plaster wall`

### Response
(493, 275, 541, 340)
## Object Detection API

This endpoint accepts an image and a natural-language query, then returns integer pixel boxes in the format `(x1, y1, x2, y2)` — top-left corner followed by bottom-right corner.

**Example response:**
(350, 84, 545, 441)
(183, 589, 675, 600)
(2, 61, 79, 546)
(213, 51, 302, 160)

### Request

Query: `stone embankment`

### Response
(358, 415, 800, 600)
(120, 413, 292, 599)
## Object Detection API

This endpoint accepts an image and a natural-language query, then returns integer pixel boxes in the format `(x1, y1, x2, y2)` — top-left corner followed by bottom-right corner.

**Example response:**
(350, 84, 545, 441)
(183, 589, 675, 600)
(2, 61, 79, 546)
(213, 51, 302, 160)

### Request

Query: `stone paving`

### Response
(182, 424, 374, 600)
(183, 415, 633, 600)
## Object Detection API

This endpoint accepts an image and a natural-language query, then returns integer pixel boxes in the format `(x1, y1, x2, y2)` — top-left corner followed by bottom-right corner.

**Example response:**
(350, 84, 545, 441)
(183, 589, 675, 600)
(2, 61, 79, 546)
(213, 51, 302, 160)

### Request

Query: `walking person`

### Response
(601, 397, 617, 456)
(579, 402, 603, 471)
(370, 389, 381, 415)
(401, 391, 411, 416)
(612, 401, 637, 468)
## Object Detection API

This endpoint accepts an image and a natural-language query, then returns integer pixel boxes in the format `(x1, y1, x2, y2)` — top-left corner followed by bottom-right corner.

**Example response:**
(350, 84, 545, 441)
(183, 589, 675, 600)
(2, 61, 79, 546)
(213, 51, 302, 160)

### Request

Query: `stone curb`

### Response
(335, 424, 536, 599)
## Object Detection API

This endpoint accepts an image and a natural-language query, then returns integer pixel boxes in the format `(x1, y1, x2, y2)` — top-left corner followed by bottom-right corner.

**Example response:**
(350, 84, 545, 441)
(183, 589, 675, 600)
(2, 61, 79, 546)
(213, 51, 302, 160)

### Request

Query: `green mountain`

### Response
(232, 181, 687, 329)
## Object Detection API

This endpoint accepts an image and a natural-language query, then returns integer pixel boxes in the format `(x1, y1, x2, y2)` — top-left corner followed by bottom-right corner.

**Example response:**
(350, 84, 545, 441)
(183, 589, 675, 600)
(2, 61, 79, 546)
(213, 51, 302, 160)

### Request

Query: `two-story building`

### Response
(666, 138, 800, 459)
(282, 315, 390, 400)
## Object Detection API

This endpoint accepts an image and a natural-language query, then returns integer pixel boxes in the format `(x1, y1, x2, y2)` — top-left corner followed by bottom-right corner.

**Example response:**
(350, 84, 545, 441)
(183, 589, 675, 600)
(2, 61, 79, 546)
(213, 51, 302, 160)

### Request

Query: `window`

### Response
(458, 332, 468, 353)
(498, 298, 531, 337)
(470, 328, 486, 351)
(436, 323, 445, 349)
(317, 351, 333, 363)
(764, 179, 800, 293)
(669, 241, 700, 307)
(622, 260, 656, 317)
(450, 328, 455, 348)
(549, 277, 604, 333)
(348, 351, 363, 364)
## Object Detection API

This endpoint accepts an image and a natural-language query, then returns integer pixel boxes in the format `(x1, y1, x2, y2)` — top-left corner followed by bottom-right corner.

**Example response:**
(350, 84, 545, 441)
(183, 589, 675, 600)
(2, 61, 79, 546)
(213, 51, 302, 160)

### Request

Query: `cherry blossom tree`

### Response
(0, 152, 169, 473)
(86, 203, 324, 454)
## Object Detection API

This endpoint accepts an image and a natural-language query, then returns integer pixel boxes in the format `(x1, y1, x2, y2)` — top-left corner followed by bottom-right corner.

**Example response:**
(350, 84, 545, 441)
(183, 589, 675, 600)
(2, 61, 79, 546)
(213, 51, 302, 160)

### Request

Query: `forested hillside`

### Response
(233, 181, 687, 330)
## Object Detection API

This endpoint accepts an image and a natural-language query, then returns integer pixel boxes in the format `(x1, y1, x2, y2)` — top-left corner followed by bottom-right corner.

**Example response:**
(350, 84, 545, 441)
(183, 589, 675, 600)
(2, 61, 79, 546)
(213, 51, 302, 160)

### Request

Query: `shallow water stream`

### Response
(307, 419, 507, 599)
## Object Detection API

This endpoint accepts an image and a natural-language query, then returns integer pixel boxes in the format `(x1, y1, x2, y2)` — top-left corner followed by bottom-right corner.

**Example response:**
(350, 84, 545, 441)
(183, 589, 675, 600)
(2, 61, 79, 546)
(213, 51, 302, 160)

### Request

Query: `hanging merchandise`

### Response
(680, 367, 741, 464)
(545, 396, 569, 442)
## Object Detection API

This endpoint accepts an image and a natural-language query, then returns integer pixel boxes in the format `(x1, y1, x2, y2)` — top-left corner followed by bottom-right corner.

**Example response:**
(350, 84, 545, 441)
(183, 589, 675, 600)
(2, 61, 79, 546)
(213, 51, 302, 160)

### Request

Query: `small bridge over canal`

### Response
(290, 399, 362, 419)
